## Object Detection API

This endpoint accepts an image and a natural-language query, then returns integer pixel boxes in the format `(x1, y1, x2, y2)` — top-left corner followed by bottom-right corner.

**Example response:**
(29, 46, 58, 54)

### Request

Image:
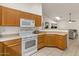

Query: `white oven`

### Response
(22, 36, 37, 56)
(19, 19, 37, 56)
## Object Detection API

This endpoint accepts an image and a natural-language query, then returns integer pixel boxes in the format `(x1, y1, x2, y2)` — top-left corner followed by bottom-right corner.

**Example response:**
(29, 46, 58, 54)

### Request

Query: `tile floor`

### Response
(32, 39, 79, 56)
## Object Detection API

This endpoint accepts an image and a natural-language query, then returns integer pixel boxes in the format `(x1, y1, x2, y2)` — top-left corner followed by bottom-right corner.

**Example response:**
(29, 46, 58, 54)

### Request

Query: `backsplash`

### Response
(0, 26, 19, 35)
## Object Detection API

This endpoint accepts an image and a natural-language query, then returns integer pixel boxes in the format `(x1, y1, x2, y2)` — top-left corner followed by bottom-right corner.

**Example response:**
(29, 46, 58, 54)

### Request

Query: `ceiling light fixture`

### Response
(68, 13, 76, 23)
(55, 17, 61, 20)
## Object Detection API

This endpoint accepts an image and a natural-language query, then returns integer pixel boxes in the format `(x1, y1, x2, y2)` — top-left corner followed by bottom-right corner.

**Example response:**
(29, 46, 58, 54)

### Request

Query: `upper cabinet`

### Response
(20, 12, 33, 19)
(0, 6, 20, 26)
(34, 15, 42, 27)
(0, 6, 2, 25)
(0, 6, 42, 27)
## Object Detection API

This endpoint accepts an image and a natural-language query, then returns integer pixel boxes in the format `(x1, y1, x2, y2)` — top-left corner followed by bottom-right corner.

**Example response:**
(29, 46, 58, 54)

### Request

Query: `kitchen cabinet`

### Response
(45, 34, 67, 50)
(0, 6, 2, 25)
(55, 34, 67, 50)
(45, 34, 57, 47)
(34, 15, 42, 27)
(0, 6, 42, 27)
(20, 12, 33, 19)
(0, 6, 20, 26)
(38, 34, 45, 49)
(0, 42, 3, 56)
(3, 38, 21, 56)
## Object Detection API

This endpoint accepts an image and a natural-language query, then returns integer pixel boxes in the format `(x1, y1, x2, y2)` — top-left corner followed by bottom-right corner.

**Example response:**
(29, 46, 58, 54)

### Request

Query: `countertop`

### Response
(40, 29, 68, 32)
(0, 29, 68, 42)
(46, 32, 68, 35)
(0, 34, 39, 42)
(0, 34, 21, 42)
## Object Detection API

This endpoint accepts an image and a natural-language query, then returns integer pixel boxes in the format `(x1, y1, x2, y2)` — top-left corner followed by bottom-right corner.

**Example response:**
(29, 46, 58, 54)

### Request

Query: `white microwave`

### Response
(20, 18, 35, 27)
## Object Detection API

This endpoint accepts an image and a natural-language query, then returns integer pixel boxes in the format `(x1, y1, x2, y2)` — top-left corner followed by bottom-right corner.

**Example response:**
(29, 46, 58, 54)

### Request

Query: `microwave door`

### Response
(20, 18, 35, 27)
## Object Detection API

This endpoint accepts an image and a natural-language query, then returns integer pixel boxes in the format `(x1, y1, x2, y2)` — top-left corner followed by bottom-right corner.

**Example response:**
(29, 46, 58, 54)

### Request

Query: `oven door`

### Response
(22, 36, 37, 56)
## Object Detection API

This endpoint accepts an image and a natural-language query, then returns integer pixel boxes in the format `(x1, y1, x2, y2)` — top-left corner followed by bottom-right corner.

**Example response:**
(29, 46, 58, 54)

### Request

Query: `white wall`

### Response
(57, 19, 79, 34)
(43, 16, 79, 34)
(0, 3, 42, 15)
(58, 20, 68, 29)
(42, 16, 57, 29)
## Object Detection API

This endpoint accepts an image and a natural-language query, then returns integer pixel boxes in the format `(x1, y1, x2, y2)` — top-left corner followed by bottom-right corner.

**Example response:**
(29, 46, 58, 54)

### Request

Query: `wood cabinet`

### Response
(34, 15, 42, 27)
(0, 6, 2, 25)
(55, 34, 67, 50)
(3, 39, 21, 56)
(38, 33, 67, 50)
(45, 34, 57, 47)
(0, 6, 20, 26)
(0, 6, 42, 27)
(20, 12, 33, 19)
(0, 42, 3, 56)
(38, 34, 45, 49)
(45, 34, 67, 50)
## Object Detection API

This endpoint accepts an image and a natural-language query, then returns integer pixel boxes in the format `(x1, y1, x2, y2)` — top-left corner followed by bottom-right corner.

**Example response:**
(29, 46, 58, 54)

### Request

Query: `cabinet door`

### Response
(3, 39, 21, 56)
(38, 34, 45, 49)
(0, 42, 3, 56)
(45, 34, 56, 46)
(38, 43, 45, 50)
(20, 12, 33, 19)
(0, 6, 2, 25)
(4, 43, 21, 56)
(55, 35, 67, 50)
(2, 7, 20, 26)
(34, 15, 41, 27)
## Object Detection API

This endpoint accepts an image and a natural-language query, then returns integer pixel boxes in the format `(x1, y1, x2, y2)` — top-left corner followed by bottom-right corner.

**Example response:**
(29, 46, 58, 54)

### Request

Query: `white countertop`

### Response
(40, 29, 68, 32)
(0, 34, 21, 42)
(0, 29, 68, 42)
(0, 34, 38, 42)
(39, 29, 68, 35)
(46, 32, 68, 35)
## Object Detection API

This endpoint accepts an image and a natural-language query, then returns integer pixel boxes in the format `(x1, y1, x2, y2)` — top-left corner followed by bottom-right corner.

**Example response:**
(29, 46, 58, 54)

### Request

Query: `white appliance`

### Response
(22, 35, 37, 56)
(19, 19, 37, 56)
(20, 18, 35, 27)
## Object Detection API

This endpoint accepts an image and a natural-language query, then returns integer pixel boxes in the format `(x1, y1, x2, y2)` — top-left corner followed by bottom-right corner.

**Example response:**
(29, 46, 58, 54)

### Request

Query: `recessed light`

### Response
(68, 21, 72, 23)
(55, 17, 61, 20)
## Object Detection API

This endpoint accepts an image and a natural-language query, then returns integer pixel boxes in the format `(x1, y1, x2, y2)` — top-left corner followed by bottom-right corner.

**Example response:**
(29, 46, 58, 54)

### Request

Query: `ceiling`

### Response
(42, 3, 79, 21)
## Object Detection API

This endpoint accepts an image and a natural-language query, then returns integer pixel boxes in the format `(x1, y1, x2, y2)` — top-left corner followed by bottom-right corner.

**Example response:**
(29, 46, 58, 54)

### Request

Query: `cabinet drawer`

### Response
(3, 39, 21, 46)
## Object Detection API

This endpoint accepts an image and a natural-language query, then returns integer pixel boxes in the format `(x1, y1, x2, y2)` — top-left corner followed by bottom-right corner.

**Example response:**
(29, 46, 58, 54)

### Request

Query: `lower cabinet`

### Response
(55, 35, 67, 50)
(45, 34, 67, 50)
(38, 34, 45, 49)
(45, 34, 57, 47)
(3, 39, 21, 56)
(0, 42, 4, 56)
(38, 34, 67, 50)
(4, 44, 21, 56)
(38, 43, 45, 50)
